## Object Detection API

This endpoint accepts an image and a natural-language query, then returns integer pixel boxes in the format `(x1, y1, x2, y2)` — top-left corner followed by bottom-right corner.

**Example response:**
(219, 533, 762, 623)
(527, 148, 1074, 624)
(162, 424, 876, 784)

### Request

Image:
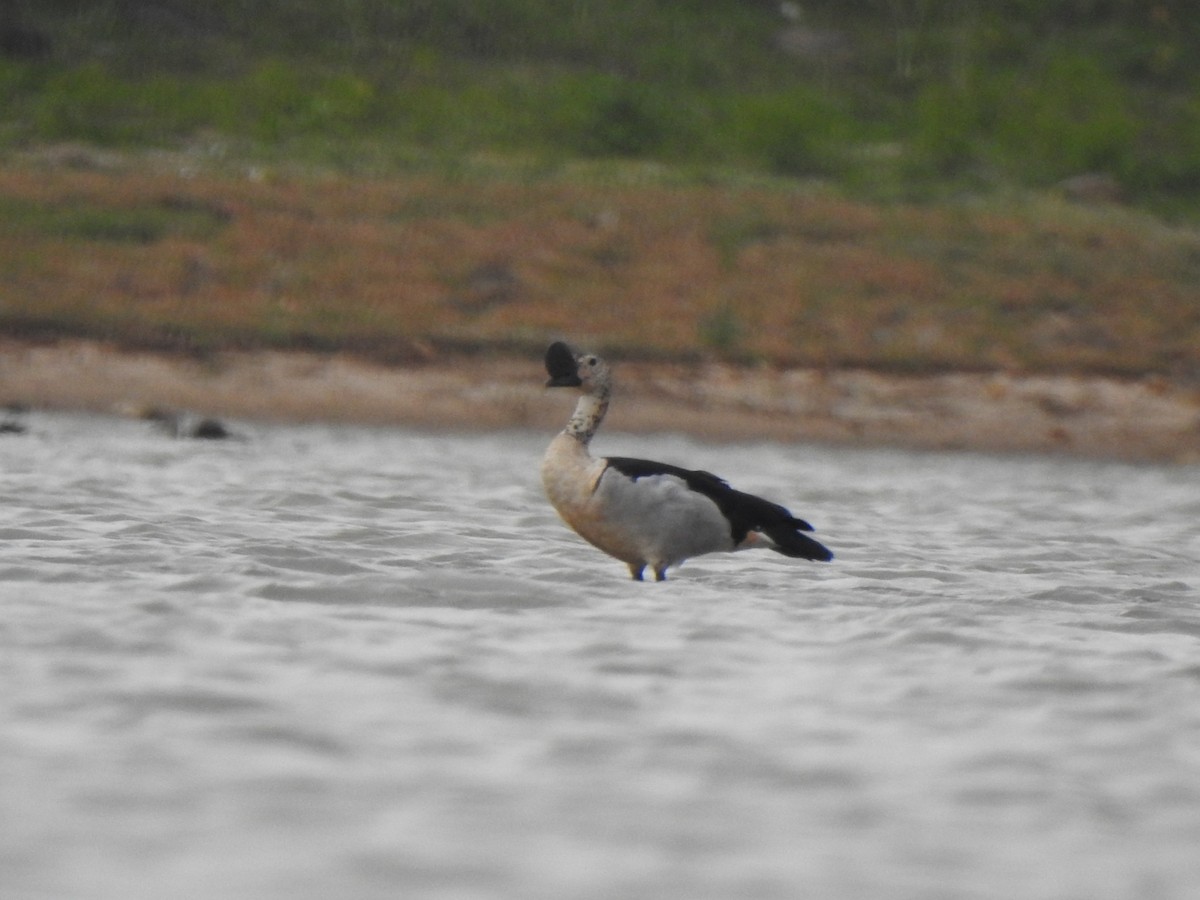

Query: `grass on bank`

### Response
(2, 1, 1200, 218)
(1, 155, 1197, 381)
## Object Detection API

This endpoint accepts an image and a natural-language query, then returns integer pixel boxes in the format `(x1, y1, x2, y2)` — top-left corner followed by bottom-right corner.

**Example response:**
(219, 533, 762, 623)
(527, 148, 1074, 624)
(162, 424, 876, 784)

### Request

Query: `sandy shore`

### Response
(2, 340, 1198, 463)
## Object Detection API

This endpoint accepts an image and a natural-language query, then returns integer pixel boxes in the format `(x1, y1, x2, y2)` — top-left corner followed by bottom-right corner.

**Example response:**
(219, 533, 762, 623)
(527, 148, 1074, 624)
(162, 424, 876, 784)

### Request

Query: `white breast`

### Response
(542, 433, 602, 510)
(541, 433, 734, 571)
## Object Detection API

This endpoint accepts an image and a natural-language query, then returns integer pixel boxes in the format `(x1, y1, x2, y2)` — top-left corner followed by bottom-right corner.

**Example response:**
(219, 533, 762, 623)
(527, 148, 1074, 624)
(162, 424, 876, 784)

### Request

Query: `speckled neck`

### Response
(565, 384, 610, 445)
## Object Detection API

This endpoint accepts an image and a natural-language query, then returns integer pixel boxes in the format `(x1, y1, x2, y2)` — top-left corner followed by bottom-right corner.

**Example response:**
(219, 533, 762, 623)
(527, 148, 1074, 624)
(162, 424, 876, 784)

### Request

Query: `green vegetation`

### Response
(2, 1, 1199, 216)
(0, 193, 229, 243)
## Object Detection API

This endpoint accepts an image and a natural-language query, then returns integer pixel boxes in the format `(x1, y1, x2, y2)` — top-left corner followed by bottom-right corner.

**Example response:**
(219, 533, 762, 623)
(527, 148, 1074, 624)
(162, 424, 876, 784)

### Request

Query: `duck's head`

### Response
(544, 341, 610, 391)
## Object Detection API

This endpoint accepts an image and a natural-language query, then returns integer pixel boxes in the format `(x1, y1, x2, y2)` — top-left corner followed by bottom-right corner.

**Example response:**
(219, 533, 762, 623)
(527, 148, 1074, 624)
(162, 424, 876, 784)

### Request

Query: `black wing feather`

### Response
(606, 456, 832, 562)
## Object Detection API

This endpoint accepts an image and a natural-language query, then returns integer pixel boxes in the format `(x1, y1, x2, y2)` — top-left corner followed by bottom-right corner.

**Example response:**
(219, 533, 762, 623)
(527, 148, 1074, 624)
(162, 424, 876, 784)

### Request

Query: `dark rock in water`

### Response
(1, 403, 28, 434)
(191, 418, 231, 440)
(139, 407, 235, 440)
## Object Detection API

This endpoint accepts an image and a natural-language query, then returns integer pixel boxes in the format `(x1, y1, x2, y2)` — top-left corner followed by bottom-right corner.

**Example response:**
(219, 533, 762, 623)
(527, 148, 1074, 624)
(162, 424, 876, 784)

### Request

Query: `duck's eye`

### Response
(586, 357, 597, 366)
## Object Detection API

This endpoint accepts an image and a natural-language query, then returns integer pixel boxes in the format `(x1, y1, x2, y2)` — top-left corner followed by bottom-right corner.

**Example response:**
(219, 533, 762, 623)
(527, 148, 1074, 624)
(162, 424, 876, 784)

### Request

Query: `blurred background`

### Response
(1, 0, 1198, 379)
(4, 9, 1200, 899)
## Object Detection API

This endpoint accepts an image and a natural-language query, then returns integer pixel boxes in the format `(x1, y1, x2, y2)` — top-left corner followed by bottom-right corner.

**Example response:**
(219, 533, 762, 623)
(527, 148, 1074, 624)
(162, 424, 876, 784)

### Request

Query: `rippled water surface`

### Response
(3, 412, 1199, 900)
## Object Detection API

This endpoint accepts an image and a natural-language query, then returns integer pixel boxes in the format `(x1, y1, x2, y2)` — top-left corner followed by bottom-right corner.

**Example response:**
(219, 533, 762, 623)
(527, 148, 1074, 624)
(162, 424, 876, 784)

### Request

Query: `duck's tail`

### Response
(762, 520, 834, 562)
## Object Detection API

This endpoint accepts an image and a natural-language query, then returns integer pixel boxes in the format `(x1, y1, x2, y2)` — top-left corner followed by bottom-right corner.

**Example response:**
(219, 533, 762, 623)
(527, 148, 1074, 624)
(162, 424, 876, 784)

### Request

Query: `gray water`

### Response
(2, 411, 1199, 900)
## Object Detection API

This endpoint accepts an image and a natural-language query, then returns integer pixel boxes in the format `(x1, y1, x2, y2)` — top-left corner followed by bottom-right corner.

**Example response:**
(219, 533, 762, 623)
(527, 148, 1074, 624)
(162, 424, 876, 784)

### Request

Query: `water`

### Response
(2, 411, 1199, 900)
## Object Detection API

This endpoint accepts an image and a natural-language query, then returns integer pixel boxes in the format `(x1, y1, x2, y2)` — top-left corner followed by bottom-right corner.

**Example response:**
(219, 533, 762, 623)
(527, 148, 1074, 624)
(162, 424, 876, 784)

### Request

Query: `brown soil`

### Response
(3, 340, 1197, 463)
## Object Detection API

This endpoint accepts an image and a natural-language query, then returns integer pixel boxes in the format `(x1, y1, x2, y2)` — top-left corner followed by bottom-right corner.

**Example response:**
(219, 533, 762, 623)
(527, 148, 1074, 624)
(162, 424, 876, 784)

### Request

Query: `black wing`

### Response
(605, 456, 833, 562)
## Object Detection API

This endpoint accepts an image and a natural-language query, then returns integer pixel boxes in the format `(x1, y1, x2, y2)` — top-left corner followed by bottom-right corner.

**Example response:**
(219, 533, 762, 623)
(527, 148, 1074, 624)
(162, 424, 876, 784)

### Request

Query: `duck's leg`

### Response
(628, 563, 645, 581)
(653, 565, 668, 582)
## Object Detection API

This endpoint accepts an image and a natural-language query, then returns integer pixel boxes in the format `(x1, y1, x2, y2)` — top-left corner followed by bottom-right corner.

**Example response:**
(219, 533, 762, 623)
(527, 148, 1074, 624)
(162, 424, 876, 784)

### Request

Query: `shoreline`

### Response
(2, 339, 1198, 463)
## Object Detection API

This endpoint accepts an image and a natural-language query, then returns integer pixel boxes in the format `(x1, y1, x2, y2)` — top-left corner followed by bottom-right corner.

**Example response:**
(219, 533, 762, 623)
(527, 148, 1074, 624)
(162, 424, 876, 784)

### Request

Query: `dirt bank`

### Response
(2, 340, 1198, 463)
